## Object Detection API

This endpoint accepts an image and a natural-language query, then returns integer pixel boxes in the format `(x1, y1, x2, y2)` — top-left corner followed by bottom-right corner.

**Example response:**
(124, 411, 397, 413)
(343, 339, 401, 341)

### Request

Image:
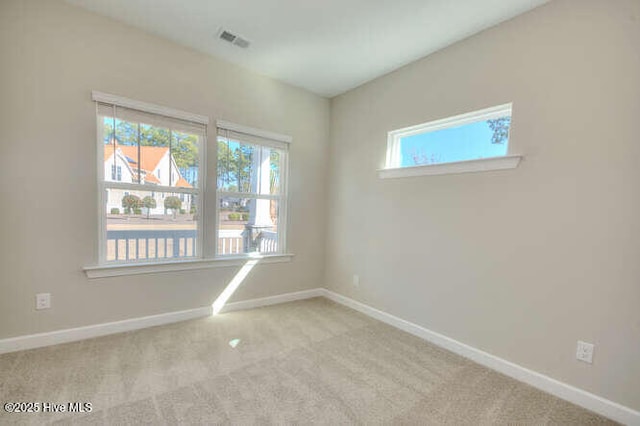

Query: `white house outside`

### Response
(104, 142, 193, 215)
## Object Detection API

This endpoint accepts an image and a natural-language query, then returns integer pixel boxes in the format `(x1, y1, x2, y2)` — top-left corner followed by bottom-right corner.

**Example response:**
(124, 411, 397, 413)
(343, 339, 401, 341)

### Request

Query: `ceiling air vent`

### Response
(233, 37, 250, 48)
(218, 29, 250, 49)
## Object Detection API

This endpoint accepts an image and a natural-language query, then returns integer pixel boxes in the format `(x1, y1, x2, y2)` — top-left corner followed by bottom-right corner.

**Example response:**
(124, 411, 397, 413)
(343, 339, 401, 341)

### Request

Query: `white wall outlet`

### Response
(352, 274, 360, 288)
(35, 293, 51, 310)
(576, 340, 594, 364)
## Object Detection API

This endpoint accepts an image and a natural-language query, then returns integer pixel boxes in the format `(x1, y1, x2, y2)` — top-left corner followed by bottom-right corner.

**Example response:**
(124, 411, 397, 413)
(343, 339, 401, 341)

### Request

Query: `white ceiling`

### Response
(65, 0, 549, 97)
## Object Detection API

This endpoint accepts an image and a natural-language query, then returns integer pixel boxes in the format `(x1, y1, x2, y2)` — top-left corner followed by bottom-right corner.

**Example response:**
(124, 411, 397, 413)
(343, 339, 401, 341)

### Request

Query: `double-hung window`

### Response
(216, 121, 289, 257)
(95, 95, 205, 264)
(89, 92, 292, 276)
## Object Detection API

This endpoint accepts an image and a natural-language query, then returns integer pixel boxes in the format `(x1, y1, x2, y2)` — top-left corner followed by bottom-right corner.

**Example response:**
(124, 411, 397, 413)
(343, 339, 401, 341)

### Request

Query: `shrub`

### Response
(179, 208, 186, 214)
(190, 205, 196, 214)
(133, 208, 142, 215)
(110, 208, 120, 215)
(122, 194, 142, 214)
(228, 213, 240, 221)
(164, 196, 182, 219)
(142, 196, 157, 219)
(164, 196, 182, 211)
(241, 213, 249, 221)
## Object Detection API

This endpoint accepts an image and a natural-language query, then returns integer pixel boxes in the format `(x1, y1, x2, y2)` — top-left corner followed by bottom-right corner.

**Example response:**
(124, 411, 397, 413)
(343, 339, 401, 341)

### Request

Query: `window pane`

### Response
(139, 123, 170, 186)
(105, 189, 198, 262)
(103, 117, 139, 183)
(217, 196, 279, 256)
(217, 138, 255, 193)
(398, 116, 511, 167)
(172, 130, 200, 189)
(217, 138, 283, 195)
(101, 117, 200, 189)
(269, 150, 282, 195)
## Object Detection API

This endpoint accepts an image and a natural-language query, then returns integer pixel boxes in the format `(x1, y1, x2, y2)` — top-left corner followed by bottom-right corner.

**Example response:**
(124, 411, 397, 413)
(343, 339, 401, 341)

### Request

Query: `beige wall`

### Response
(0, 0, 329, 337)
(1, 0, 638, 413)
(326, 0, 640, 411)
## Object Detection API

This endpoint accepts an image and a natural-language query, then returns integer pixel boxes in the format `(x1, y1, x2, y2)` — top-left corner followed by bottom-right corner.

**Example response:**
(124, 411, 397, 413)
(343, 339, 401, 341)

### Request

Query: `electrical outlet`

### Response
(352, 274, 360, 288)
(36, 293, 51, 310)
(576, 340, 594, 364)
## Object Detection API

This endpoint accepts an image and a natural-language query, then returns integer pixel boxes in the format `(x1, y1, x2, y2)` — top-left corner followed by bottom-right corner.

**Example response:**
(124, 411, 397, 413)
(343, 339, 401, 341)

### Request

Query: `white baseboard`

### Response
(0, 288, 323, 355)
(2, 287, 637, 425)
(0, 306, 212, 355)
(220, 288, 324, 313)
(320, 288, 639, 426)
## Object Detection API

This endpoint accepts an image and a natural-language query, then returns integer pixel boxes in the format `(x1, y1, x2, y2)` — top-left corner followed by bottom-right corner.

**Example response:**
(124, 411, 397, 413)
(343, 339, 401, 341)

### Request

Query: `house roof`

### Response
(144, 174, 161, 184)
(117, 145, 168, 174)
(175, 177, 191, 188)
(104, 145, 116, 162)
(104, 142, 192, 188)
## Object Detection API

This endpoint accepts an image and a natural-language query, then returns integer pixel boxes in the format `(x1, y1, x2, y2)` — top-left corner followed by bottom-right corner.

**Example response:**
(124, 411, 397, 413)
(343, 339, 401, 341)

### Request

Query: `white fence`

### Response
(218, 230, 243, 255)
(105, 228, 277, 260)
(218, 229, 278, 255)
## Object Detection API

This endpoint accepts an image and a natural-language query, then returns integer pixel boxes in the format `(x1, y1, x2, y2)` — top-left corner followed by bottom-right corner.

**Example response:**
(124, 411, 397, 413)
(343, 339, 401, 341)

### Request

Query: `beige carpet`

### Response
(0, 297, 617, 425)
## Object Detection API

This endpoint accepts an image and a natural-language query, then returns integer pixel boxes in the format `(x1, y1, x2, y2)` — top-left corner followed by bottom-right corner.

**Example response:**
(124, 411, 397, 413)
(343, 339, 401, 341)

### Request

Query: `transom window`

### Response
(386, 103, 513, 168)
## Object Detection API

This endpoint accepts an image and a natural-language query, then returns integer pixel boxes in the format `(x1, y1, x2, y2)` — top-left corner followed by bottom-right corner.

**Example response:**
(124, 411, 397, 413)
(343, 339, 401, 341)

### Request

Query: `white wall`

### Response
(0, 0, 329, 338)
(326, 0, 640, 411)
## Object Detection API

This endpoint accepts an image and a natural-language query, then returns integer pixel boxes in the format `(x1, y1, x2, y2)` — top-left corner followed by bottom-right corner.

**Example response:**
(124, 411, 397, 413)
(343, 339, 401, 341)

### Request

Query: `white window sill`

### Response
(378, 155, 523, 179)
(83, 253, 294, 279)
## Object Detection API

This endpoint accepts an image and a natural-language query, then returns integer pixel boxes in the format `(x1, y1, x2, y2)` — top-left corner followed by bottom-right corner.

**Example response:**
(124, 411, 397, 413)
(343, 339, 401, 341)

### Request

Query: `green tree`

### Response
(270, 150, 280, 194)
(172, 132, 199, 170)
(217, 141, 282, 194)
(233, 145, 253, 192)
(104, 119, 199, 185)
(217, 140, 234, 189)
(139, 124, 170, 147)
(164, 196, 182, 219)
(103, 118, 139, 146)
(142, 196, 157, 219)
(121, 194, 142, 215)
(487, 117, 511, 144)
(217, 140, 253, 192)
(138, 126, 199, 173)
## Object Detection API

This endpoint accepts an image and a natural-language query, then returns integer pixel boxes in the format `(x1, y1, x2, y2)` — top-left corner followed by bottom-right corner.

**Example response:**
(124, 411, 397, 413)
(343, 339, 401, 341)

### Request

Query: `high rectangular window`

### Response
(216, 123, 289, 257)
(96, 102, 204, 264)
(386, 103, 512, 168)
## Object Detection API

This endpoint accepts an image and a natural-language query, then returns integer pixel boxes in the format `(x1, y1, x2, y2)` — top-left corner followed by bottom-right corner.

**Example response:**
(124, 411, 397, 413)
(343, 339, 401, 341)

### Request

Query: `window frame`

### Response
(93, 91, 207, 267)
(381, 103, 522, 178)
(85, 92, 293, 277)
(215, 120, 291, 258)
